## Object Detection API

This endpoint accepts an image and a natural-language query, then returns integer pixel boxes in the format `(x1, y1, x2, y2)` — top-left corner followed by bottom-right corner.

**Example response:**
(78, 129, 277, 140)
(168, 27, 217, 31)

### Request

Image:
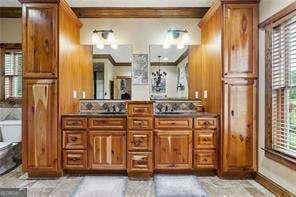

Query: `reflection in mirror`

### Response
(93, 45, 132, 100)
(149, 45, 189, 100)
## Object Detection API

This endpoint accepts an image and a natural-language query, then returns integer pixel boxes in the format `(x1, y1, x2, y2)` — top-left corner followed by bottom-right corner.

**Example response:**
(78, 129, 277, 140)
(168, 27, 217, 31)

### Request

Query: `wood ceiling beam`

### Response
(0, 7, 209, 18)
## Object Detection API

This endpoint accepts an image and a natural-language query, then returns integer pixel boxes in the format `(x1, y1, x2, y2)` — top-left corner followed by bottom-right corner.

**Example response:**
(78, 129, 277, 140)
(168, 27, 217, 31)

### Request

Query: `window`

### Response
(271, 15, 296, 157)
(262, 4, 296, 169)
(3, 50, 22, 99)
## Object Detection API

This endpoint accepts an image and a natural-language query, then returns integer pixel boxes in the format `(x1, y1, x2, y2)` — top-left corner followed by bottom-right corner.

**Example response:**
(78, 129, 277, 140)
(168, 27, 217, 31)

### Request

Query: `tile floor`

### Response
(0, 166, 274, 197)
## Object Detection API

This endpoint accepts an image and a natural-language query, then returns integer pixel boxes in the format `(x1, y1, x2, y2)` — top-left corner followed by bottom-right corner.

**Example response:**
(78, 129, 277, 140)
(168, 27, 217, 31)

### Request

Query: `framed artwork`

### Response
(132, 54, 149, 85)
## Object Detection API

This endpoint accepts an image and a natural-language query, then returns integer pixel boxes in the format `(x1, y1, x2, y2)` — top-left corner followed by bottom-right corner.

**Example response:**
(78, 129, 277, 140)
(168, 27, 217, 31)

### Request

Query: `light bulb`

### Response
(182, 32, 190, 43)
(111, 43, 118, 49)
(165, 32, 174, 43)
(107, 33, 115, 43)
(163, 43, 170, 49)
(177, 44, 184, 49)
(91, 32, 99, 45)
(96, 43, 104, 49)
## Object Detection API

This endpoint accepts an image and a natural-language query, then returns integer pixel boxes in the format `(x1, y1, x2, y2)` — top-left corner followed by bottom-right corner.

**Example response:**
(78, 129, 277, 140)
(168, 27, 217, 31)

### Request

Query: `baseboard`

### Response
(255, 173, 295, 197)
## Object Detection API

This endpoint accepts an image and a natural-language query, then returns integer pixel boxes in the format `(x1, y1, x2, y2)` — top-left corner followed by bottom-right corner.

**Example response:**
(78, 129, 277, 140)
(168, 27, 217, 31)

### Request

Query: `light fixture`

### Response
(177, 44, 184, 49)
(163, 29, 189, 49)
(111, 43, 118, 49)
(96, 43, 104, 50)
(181, 32, 190, 43)
(92, 29, 118, 49)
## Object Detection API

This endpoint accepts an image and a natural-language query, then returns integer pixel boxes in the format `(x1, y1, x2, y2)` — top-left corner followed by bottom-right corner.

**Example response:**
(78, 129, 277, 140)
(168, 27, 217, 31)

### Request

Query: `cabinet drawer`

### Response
(128, 104, 153, 116)
(127, 152, 153, 172)
(89, 117, 126, 130)
(62, 117, 87, 130)
(63, 130, 87, 149)
(155, 117, 193, 129)
(128, 131, 152, 151)
(194, 118, 217, 129)
(128, 117, 153, 130)
(194, 130, 216, 149)
(194, 150, 216, 169)
(63, 150, 87, 170)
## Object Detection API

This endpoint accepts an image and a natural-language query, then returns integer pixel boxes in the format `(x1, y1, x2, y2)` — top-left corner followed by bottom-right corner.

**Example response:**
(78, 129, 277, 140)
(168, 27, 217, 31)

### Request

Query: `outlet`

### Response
(73, 90, 77, 99)
(195, 91, 199, 99)
(204, 90, 208, 99)
(82, 91, 86, 99)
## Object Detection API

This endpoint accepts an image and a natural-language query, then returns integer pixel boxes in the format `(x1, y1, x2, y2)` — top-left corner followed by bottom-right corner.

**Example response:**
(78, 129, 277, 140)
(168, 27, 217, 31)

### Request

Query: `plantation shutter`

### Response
(271, 14, 296, 157)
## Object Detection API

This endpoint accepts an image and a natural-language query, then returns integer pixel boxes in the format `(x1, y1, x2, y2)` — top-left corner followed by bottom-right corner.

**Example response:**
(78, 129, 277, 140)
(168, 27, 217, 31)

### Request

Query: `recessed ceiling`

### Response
(0, 0, 213, 7)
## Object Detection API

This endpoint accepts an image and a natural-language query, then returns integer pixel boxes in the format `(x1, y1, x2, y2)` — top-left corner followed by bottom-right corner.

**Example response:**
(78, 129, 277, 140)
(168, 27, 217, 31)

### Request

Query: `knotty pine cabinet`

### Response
(89, 131, 126, 170)
(20, 0, 93, 177)
(155, 130, 193, 170)
(199, 0, 259, 177)
(22, 79, 58, 172)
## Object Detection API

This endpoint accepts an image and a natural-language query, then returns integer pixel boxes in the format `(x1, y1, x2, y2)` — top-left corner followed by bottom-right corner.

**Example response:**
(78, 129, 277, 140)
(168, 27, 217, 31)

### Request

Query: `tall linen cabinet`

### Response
(199, 0, 259, 177)
(20, 0, 93, 177)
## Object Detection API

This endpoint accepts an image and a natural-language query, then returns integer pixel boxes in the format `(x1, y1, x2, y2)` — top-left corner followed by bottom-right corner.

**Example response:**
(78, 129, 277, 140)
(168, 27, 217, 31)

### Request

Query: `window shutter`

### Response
(271, 15, 296, 157)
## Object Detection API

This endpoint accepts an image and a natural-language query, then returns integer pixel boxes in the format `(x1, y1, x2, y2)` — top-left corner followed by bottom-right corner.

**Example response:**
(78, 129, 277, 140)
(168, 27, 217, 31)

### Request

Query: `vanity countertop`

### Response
(154, 112, 218, 118)
(62, 113, 127, 117)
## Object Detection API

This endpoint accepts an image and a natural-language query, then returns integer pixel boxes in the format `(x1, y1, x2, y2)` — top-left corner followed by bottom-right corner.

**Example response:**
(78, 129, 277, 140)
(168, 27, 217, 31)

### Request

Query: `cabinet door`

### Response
(155, 130, 192, 170)
(222, 79, 257, 172)
(89, 131, 126, 170)
(22, 4, 58, 78)
(23, 79, 58, 172)
(223, 4, 258, 78)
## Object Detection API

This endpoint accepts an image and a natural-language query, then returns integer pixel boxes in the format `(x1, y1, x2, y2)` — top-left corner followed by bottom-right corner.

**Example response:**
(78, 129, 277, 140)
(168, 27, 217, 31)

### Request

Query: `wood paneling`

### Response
(223, 4, 258, 78)
(73, 7, 209, 18)
(89, 130, 126, 170)
(22, 3, 58, 78)
(22, 79, 58, 172)
(155, 130, 193, 170)
(222, 78, 257, 172)
(188, 45, 202, 99)
(200, 6, 222, 113)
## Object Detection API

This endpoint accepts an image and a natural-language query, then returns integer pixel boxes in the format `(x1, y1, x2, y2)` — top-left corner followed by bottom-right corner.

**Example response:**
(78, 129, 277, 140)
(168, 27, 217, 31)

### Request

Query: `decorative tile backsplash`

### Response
(0, 108, 21, 121)
(79, 100, 126, 114)
(153, 100, 203, 113)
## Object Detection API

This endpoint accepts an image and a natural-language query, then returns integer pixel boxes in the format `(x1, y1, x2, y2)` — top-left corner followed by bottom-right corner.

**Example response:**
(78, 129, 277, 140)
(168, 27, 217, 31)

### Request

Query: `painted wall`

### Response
(0, 18, 22, 43)
(80, 18, 200, 100)
(259, 0, 296, 194)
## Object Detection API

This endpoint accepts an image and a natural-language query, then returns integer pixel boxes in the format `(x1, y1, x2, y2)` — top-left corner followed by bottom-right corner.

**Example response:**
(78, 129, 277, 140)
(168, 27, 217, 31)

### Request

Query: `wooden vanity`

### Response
(61, 102, 219, 177)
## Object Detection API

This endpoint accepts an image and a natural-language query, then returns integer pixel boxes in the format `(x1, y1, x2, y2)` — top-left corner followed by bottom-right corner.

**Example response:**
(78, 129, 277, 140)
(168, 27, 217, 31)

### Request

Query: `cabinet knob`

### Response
(70, 136, 78, 141)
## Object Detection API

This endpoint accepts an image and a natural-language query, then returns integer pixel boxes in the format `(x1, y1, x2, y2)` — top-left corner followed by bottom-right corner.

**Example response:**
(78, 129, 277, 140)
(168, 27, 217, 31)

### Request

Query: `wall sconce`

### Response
(163, 29, 190, 49)
(91, 29, 118, 50)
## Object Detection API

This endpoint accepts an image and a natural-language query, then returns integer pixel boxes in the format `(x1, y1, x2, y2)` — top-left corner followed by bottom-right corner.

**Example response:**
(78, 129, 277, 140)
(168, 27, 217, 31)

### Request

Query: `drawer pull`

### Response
(169, 163, 176, 167)
(69, 157, 80, 161)
(70, 137, 78, 141)
(133, 139, 144, 146)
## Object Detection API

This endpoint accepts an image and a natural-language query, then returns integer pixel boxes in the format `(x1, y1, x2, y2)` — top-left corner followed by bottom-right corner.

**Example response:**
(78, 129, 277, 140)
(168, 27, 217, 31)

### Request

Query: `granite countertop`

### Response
(154, 112, 218, 117)
(62, 113, 127, 117)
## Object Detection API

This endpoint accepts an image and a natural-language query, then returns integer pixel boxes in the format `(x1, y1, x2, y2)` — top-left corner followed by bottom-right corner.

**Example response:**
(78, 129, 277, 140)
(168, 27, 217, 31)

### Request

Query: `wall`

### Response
(259, 0, 296, 194)
(80, 18, 200, 100)
(0, 18, 22, 43)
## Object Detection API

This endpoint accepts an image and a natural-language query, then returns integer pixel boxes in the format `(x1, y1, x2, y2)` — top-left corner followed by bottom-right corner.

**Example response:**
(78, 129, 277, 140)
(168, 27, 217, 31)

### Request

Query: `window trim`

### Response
(262, 2, 296, 170)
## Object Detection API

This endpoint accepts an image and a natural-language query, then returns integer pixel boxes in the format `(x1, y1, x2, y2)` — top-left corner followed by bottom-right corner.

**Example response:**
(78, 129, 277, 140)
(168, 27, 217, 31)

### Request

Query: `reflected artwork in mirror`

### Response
(93, 45, 132, 100)
(149, 45, 190, 100)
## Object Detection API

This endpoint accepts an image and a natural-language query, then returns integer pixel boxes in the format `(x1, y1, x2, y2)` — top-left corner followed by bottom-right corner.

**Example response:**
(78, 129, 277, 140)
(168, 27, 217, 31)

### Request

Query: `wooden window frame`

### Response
(0, 43, 22, 107)
(260, 2, 296, 170)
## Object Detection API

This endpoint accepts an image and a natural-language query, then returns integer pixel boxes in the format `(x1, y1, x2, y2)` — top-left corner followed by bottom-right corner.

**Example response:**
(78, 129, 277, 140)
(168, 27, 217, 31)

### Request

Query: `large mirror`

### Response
(149, 45, 190, 100)
(93, 45, 132, 100)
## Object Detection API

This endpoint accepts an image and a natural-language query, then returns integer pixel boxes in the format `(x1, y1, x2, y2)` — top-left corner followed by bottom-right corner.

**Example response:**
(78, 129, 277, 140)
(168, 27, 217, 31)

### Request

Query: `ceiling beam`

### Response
(73, 7, 209, 18)
(0, 7, 209, 18)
